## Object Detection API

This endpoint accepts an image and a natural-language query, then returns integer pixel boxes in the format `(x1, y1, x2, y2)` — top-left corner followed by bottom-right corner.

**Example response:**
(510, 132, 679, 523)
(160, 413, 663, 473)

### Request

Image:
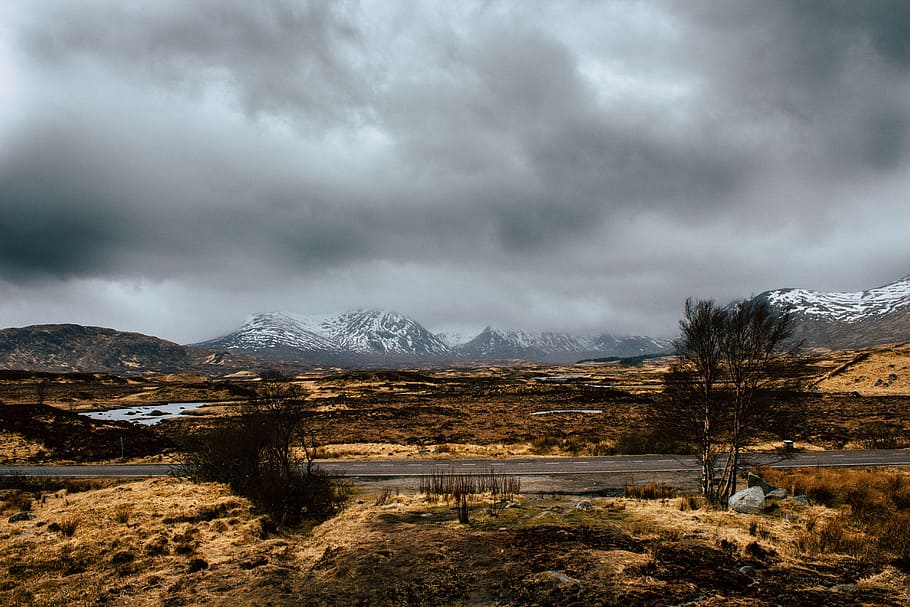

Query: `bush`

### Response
(677, 495, 703, 511)
(418, 466, 520, 521)
(181, 422, 348, 525)
(612, 429, 690, 455)
(179, 372, 349, 525)
(757, 466, 910, 563)
(857, 421, 908, 449)
(114, 505, 132, 524)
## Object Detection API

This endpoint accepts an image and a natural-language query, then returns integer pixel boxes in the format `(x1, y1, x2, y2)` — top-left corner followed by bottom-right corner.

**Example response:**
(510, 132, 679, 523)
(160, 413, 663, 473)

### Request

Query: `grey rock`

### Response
(8, 512, 35, 523)
(830, 584, 856, 592)
(575, 499, 593, 511)
(747, 473, 774, 495)
(766, 488, 787, 499)
(540, 570, 579, 585)
(728, 486, 765, 514)
(739, 565, 757, 576)
(790, 494, 811, 507)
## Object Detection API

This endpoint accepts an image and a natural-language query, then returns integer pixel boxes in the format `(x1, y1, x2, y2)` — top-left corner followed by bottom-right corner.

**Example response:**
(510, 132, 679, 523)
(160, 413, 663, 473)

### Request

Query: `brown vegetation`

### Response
(3, 470, 910, 606)
(3, 345, 910, 465)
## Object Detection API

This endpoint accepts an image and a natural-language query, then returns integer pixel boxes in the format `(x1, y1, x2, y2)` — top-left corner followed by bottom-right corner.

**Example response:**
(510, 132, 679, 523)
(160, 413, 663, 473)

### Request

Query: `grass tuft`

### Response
(624, 482, 675, 500)
(58, 515, 80, 537)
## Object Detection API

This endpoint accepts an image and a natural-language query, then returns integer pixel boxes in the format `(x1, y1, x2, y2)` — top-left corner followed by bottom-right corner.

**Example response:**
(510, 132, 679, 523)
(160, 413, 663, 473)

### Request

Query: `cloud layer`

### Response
(2, 1, 910, 342)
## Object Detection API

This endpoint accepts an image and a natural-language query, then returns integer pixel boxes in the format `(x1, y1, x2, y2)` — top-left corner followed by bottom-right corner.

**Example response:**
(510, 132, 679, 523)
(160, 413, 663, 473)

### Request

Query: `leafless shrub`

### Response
(419, 466, 521, 522)
(373, 487, 395, 507)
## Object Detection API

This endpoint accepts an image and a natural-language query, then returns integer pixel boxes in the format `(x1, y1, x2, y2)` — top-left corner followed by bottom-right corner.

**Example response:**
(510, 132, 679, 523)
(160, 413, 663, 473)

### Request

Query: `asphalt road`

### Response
(3, 449, 909, 480)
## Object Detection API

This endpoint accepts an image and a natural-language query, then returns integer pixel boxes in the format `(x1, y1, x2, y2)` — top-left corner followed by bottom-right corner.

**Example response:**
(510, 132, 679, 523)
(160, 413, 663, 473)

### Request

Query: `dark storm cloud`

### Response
(676, 0, 910, 173)
(2, 0, 910, 341)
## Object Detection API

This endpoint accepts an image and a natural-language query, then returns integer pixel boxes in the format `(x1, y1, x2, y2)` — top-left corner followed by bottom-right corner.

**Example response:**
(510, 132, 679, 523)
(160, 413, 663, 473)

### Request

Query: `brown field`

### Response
(2, 345, 909, 464)
(2, 345, 910, 605)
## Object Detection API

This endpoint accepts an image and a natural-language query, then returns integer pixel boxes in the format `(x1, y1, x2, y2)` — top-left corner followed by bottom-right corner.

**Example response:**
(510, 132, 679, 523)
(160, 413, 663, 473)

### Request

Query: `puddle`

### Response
(82, 402, 208, 425)
(529, 409, 603, 416)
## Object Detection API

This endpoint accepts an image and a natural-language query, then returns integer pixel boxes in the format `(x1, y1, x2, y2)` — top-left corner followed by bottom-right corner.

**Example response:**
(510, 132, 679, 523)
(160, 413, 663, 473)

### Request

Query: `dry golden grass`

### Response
(3, 469, 910, 606)
(0, 432, 48, 464)
(315, 441, 538, 460)
(814, 345, 910, 395)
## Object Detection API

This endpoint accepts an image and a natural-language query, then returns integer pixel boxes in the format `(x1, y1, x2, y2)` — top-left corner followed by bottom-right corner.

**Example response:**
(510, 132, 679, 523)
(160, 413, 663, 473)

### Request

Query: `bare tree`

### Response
(666, 298, 727, 498)
(246, 369, 308, 477)
(664, 297, 796, 503)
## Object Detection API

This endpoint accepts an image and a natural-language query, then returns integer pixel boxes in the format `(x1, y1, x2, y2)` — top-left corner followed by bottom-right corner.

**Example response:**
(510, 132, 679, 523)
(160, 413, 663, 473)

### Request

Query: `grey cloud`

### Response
(2, 1, 910, 342)
(20, 0, 368, 128)
(676, 1, 910, 173)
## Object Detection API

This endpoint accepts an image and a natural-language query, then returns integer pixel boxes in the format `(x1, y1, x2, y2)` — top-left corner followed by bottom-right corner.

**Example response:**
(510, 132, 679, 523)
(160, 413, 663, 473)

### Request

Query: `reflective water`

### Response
(82, 402, 207, 425)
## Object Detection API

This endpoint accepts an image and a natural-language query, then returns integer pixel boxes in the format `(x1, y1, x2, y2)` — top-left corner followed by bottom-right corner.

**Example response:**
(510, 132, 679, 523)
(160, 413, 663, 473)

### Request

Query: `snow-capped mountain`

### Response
(456, 327, 671, 363)
(196, 310, 449, 363)
(198, 312, 340, 359)
(757, 274, 910, 349)
(321, 310, 449, 356)
(763, 275, 910, 322)
(198, 311, 672, 365)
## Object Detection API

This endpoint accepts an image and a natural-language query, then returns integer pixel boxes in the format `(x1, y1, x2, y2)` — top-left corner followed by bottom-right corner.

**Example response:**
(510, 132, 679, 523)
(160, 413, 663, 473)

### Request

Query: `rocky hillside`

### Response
(457, 327, 671, 363)
(757, 275, 910, 349)
(0, 324, 254, 375)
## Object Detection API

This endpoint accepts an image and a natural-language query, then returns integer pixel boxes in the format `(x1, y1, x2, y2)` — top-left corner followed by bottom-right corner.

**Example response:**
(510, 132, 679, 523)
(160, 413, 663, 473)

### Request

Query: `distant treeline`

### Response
(576, 353, 666, 366)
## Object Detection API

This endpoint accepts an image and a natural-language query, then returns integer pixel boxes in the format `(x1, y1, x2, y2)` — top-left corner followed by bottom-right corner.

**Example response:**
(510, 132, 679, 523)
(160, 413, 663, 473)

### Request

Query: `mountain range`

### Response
(3, 274, 910, 373)
(195, 310, 671, 365)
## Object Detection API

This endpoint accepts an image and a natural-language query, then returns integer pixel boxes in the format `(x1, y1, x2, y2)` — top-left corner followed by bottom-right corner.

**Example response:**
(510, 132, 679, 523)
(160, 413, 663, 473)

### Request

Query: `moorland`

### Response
(2, 343, 910, 605)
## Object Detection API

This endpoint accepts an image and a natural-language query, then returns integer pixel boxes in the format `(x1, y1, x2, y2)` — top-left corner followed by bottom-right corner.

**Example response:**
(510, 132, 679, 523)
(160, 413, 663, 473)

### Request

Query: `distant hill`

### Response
(756, 274, 910, 349)
(197, 310, 672, 365)
(0, 324, 254, 375)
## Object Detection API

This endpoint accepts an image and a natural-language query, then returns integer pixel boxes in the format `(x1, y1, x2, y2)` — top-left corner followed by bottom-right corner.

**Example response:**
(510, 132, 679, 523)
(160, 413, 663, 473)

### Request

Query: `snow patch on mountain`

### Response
(204, 312, 340, 352)
(199, 309, 449, 357)
(764, 275, 910, 322)
(200, 310, 673, 363)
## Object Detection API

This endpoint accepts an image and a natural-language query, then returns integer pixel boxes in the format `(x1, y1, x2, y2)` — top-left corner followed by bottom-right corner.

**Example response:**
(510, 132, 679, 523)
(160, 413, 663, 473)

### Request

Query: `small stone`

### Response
(766, 488, 787, 499)
(540, 570, 579, 585)
(8, 512, 35, 523)
(790, 495, 810, 507)
(575, 499, 593, 511)
(739, 565, 757, 576)
(747, 473, 774, 495)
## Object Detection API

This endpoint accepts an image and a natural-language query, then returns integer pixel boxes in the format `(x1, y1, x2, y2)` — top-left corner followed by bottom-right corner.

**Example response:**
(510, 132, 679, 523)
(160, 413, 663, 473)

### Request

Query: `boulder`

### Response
(728, 486, 765, 514)
(747, 473, 774, 495)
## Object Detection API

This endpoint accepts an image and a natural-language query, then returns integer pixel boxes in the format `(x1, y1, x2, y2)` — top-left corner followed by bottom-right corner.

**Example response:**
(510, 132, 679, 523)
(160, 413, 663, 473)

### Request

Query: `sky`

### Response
(2, 0, 910, 344)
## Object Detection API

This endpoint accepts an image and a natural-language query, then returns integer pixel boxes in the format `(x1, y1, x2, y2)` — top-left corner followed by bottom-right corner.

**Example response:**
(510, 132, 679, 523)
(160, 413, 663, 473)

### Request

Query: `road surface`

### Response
(3, 449, 909, 481)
